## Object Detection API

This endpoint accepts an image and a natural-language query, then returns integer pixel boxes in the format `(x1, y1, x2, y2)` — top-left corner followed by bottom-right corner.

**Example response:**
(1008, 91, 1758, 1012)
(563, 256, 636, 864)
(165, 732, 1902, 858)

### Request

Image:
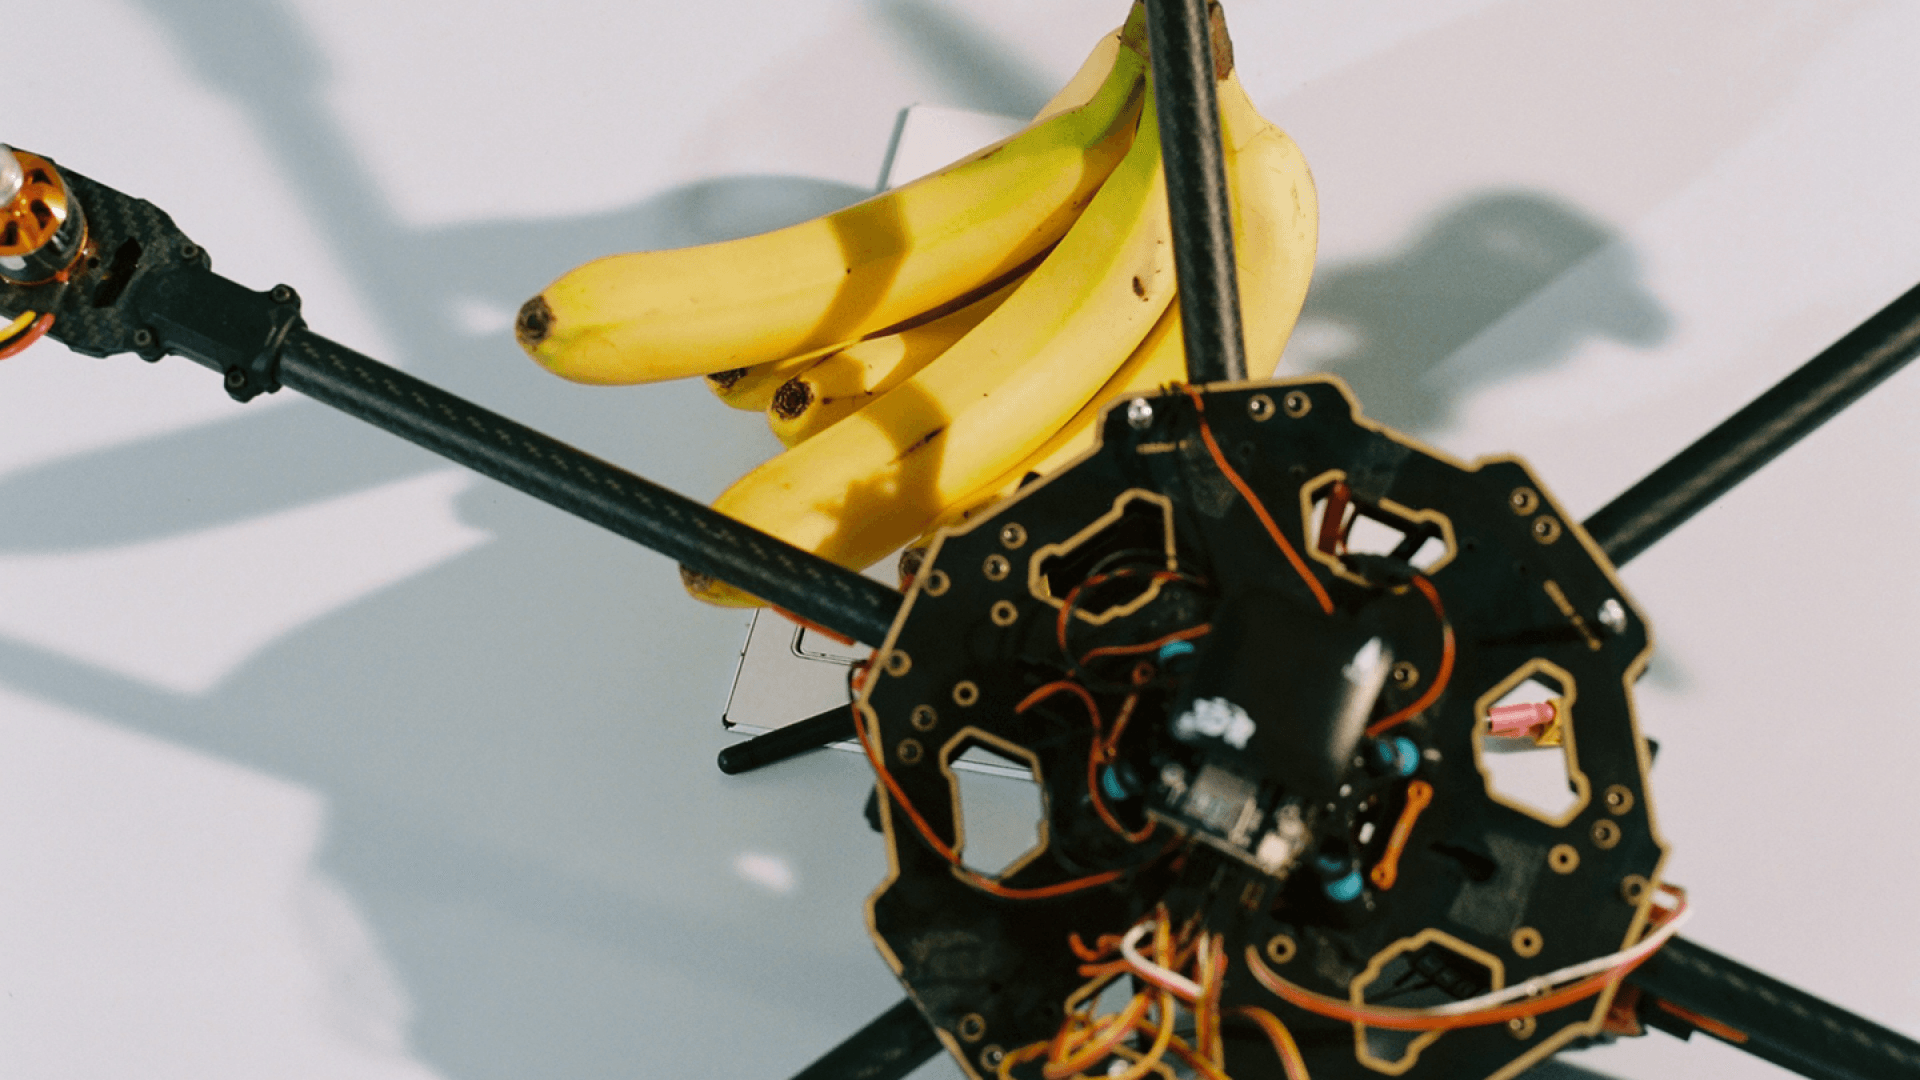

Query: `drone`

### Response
(4, 3, 1918, 1079)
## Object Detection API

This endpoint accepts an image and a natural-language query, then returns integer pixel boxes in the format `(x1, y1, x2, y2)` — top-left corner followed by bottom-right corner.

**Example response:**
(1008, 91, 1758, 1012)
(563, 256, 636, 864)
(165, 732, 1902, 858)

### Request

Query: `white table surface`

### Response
(3, 3, 1917, 1079)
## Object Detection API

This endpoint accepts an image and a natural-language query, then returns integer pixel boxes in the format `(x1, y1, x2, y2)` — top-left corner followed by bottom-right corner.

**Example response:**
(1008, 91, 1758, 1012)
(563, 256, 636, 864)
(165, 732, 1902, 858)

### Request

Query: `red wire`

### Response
(853, 696, 1127, 900)
(0, 313, 55, 361)
(1017, 681, 1157, 843)
(1366, 574, 1454, 736)
(1181, 385, 1334, 615)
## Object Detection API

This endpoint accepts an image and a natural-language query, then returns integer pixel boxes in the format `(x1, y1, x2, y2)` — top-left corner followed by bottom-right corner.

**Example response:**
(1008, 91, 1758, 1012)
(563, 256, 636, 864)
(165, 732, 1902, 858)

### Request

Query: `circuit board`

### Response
(862, 378, 1664, 1079)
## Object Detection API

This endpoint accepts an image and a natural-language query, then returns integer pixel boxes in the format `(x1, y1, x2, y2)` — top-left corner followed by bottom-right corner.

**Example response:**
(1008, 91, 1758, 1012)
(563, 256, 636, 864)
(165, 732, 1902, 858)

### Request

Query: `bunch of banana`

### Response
(515, 2, 1318, 607)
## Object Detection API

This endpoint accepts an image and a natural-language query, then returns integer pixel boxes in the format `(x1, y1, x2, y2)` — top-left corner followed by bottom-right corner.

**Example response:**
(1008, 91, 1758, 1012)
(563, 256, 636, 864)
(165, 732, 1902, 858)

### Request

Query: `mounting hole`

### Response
(1507, 1016, 1538, 1040)
(911, 705, 938, 732)
(957, 1013, 986, 1042)
(922, 569, 950, 596)
(1591, 819, 1622, 850)
(1247, 393, 1275, 421)
(1532, 516, 1563, 545)
(883, 650, 912, 677)
(1549, 844, 1580, 874)
(983, 554, 1011, 581)
(1621, 874, 1650, 904)
(1509, 487, 1541, 515)
(1391, 661, 1420, 688)
(1511, 927, 1543, 958)
(953, 681, 980, 707)
(990, 600, 1019, 626)
(1604, 784, 1635, 815)
(896, 739, 923, 765)
(980, 1046, 1005, 1071)
(1265, 935, 1297, 965)
(999, 523, 1027, 550)
(1282, 390, 1311, 418)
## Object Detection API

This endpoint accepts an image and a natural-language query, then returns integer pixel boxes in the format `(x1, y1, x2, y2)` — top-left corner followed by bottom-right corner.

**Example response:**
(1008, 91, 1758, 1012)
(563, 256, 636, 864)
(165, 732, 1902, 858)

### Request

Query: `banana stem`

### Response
(1143, 0, 1247, 384)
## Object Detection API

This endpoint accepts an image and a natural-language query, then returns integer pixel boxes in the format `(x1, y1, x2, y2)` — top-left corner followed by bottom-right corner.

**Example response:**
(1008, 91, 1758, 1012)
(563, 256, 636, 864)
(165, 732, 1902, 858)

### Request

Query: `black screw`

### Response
(132, 329, 155, 348)
(180, 243, 201, 262)
(270, 285, 295, 303)
(224, 368, 247, 392)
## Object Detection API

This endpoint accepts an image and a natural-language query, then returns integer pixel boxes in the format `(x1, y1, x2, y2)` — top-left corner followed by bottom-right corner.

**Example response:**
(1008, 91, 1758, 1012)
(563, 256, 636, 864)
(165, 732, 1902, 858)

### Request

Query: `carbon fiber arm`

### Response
(0, 157, 901, 648)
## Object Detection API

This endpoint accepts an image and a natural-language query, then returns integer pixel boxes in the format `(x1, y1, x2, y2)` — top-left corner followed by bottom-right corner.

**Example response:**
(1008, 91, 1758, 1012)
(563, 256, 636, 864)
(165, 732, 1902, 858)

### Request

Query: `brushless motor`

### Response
(0, 145, 87, 285)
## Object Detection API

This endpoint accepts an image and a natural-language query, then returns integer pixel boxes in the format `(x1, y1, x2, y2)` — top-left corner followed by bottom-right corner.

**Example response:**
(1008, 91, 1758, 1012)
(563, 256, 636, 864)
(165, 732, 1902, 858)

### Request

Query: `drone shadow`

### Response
(0, 2, 1707, 1079)
(1289, 191, 1670, 439)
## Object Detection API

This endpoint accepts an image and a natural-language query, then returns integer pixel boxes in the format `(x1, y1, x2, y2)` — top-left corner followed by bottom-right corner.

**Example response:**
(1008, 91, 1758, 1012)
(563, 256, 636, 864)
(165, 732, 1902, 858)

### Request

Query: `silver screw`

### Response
(1597, 598, 1628, 634)
(1126, 397, 1154, 430)
(0, 146, 24, 206)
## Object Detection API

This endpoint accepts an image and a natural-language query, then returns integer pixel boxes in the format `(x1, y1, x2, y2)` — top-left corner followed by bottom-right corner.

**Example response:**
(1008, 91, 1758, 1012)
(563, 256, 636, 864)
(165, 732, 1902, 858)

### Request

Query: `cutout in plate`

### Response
(1028, 490, 1176, 624)
(1476, 662, 1589, 824)
(944, 734, 1048, 877)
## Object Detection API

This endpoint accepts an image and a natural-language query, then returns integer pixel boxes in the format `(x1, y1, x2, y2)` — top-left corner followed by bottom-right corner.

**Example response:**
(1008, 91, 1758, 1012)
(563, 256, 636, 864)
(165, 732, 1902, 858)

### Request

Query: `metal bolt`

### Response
(1597, 597, 1628, 634)
(224, 369, 247, 392)
(180, 243, 201, 262)
(132, 329, 155, 348)
(1126, 397, 1154, 430)
(270, 284, 295, 303)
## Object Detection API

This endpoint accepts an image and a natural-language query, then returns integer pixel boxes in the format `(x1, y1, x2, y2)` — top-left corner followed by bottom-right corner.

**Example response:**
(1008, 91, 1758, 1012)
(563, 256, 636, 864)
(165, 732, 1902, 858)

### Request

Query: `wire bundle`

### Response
(1244, 884, 1691, 1032)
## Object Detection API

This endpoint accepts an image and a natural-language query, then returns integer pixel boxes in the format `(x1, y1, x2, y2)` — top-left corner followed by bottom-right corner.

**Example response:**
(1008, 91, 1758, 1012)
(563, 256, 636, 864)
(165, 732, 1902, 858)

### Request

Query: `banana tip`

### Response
(680, 565, 763, 608)
(770, 377, 813, 421)
(515, 295, 554, 349)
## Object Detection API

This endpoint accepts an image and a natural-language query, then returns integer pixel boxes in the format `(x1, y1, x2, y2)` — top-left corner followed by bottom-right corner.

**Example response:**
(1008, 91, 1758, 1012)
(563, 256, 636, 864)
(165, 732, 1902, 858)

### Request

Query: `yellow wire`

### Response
(3, 311, 37, 341)
(1234, 1006, 1312, 1080)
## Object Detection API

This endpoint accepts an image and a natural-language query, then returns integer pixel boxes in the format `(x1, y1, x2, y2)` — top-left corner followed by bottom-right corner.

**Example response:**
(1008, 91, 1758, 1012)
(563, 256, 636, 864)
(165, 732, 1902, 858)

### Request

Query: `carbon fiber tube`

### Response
(275, 328, 903, 647)
(717, 704, 857, 775)
(788, 997, 941, 1080)
(1586, 280, 1920, 567)
(1628, 936, 1920, 1080)
(1143, 0, 1247, 385)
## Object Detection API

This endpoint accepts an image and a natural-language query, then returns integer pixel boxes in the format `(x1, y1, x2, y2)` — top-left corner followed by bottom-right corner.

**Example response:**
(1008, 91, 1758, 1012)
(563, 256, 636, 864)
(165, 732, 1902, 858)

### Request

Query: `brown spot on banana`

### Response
(894, 425, 946, 462)
(515, 296, 553, 347)
(1132, 276, 1147, 298)
(771, 377, 814, 420)
(707, 367, 751, 392)
(1209, 1, 1234, 79)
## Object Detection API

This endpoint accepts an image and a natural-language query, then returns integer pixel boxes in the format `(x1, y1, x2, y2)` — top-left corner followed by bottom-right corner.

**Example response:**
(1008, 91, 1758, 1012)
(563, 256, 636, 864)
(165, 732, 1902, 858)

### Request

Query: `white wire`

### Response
(1120, 920, 1203, 1002)
(1416, 886, 1692, 1017)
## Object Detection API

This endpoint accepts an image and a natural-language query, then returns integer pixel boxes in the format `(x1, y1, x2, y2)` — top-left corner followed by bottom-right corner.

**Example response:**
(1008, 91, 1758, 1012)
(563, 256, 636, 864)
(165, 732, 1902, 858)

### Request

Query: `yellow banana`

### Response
(702, 344, 843, 412)
(766, 272, 1028, 446)
(936, 72, 1319, 531)
(688, 82, 1179, 606)
(516, 5, 1148, 386)
(695, 19, 1130, 412)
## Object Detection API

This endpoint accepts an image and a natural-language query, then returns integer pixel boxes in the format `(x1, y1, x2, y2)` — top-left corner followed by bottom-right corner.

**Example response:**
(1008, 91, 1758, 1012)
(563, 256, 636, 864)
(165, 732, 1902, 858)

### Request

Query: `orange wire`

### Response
(1366, 574, 1455, 736)
(1078, 622, 1212, 663)
(1243, 937, 1667, 1032)
(1369, 779, 1434, 890)
(1044, 992, 1152, 1078)
(1018, 680, 1156, 843)
(0, 312, 54, 360)
(1233, 1006, 1313, 1080)
(1068, 932, 1123, 962)
(1181, 385, 1334, 615)
(850, 702, 1126, 900)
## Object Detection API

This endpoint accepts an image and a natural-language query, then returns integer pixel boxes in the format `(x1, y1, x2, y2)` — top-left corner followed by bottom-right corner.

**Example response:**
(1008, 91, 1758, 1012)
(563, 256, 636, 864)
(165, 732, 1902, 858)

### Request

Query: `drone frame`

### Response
(2, 2, 1917, 1078)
